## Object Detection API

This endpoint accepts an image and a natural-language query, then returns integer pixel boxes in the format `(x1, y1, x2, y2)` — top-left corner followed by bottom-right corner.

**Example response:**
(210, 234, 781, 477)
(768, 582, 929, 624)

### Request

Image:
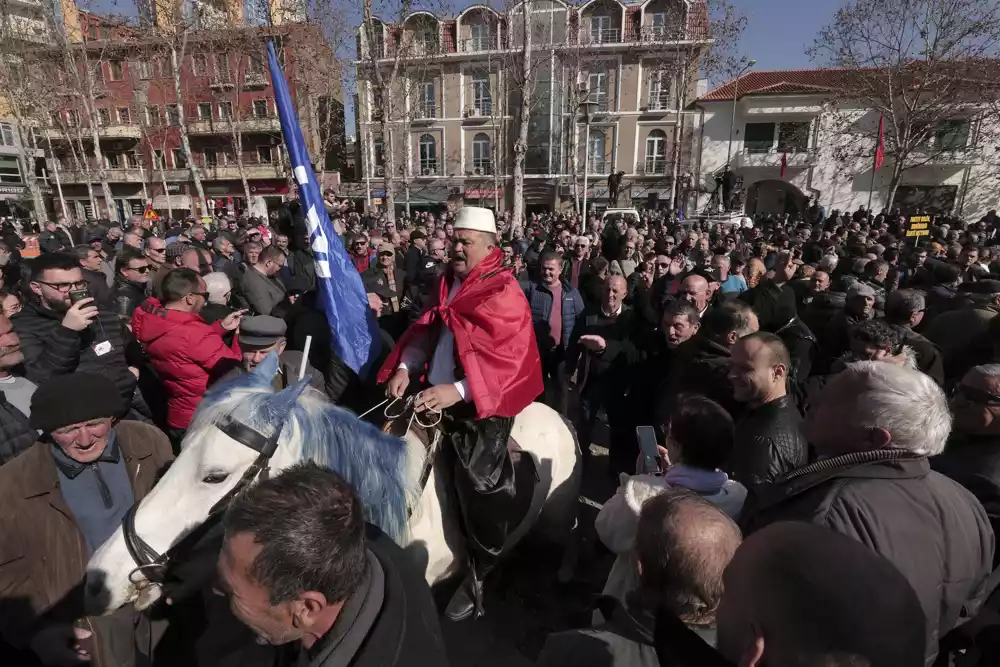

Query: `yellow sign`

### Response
(372, 198, 383, 205)
(906, 215, 931, 238)
(143, 204, 161, 221)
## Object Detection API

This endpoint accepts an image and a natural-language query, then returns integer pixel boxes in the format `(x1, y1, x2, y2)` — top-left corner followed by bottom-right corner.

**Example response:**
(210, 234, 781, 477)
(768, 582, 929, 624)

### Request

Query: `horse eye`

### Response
(202, 472, 229, 484)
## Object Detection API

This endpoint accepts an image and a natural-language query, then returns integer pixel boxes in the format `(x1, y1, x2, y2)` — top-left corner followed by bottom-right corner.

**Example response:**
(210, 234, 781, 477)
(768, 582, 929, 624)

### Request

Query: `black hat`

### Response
(30, 373, 125, 433)
(410, 230, 427, 241)
(238, 315, 288, 349)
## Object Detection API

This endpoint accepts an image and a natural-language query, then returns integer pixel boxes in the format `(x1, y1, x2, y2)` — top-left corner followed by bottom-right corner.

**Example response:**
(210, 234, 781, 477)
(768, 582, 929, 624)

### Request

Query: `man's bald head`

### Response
(634, 489, 741, 625)
(717, 522, 925, 667)
(603, 275, 627, 315)
(680, 274, 710, 312)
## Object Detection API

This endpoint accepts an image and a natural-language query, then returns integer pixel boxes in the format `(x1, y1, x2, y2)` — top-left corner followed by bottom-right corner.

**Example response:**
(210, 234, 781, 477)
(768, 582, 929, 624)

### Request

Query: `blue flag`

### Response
(266, 41, 380, 377)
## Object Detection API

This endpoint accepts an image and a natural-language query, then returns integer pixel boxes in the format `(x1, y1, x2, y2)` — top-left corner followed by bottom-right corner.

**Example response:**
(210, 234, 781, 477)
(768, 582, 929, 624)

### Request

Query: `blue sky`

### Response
(735, 0, 832, 72)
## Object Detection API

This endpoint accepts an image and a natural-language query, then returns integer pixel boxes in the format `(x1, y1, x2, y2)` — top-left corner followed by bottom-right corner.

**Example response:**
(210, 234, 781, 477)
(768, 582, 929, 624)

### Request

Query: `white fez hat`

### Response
(453, 206, 497, 235)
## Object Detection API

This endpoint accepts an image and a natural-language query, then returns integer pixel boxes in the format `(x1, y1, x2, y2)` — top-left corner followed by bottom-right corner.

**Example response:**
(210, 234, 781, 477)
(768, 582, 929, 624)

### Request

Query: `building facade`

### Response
(350, 0, 709, 215)
(694, 69, 1000, 221)
(41, 4, 342, 222)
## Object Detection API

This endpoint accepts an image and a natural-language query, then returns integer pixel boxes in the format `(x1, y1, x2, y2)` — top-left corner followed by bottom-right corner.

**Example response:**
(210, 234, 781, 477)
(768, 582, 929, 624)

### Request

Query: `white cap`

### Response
(453, 206, 497, 235)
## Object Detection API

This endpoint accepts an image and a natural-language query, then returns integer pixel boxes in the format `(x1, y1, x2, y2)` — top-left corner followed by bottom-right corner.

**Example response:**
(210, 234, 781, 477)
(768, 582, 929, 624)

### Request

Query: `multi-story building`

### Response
(350, 0, 709, 215)
(41, 1, 341, 222)
(695, 68, 1000, 220)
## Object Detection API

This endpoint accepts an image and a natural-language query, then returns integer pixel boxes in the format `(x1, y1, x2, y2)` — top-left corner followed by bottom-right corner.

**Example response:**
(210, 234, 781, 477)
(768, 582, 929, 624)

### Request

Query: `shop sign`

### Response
(464, 187, 502, 199)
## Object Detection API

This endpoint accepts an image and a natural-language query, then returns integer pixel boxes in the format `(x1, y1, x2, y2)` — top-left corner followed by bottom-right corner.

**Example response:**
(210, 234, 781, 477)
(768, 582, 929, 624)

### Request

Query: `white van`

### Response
(601, 208, 641, 227)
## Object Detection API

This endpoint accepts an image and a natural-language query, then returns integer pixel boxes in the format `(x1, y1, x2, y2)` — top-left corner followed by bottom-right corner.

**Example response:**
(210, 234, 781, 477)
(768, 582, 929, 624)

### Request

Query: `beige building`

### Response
(351, 0, 709, 215)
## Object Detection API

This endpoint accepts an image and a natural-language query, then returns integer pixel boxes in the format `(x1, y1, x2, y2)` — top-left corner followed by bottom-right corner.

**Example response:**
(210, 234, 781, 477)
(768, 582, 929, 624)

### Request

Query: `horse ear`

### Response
(256, 377, 310, 432)
(250, 350, 281, 384)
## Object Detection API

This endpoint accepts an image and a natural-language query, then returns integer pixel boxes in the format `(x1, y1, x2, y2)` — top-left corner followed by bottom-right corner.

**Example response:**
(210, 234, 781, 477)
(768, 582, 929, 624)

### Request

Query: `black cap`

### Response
(30, 373, 125, 433)
(238, 315, 288, 348)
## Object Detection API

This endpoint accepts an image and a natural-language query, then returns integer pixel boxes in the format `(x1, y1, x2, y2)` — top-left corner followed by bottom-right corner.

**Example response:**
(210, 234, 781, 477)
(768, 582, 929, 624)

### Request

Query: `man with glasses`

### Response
(143, 235, 167, 271)
(562, 236, 591, 290)
(112, 248, 152, 318)
(14, 252, 139, 414)
(132, 268, 244, 443)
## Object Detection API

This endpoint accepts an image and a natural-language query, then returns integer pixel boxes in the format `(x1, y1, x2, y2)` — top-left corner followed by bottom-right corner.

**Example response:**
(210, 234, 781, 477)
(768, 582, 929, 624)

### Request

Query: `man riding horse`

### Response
(379, 206, 544, 621)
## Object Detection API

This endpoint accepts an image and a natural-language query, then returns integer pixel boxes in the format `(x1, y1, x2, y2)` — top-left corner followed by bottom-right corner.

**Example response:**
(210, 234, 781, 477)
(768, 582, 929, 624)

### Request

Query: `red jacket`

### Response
(132, 298, 242, 429)
(378, 248, 543, 419)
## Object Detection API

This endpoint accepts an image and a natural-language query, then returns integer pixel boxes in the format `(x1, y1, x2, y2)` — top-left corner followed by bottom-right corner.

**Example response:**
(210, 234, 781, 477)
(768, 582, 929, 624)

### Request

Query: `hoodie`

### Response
(131, 298, 241, 429)
(593, 465, 747, 624)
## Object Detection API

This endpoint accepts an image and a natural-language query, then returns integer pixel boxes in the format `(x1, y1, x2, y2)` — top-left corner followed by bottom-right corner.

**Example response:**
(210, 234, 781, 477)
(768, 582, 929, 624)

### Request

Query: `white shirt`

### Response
(398, 278, 470, 401)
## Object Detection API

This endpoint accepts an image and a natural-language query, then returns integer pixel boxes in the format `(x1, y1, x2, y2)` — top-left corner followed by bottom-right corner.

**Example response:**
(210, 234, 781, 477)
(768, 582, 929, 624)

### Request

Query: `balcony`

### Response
(637, 158, 669, 175)
(196, 162, 285, 180)
(907, 144, 983, 167)
(415, 162, 441, 177)
(463, 105, 492, 122)
(642, 94, 674, 113)
(466, 162, 494, 176)
(581, 27, 621, 45)
(54, 167, 147, 184)
(210, 77, 235, 90)
(586, 159, 611, 175)
(412, 105, 437, 123)
(41, 124, 142, 140)
(736, 147, 817, 169)
(187, 117, 281, 134)
(460, 36, 497, 52)
(639, 24, 686, 42)
(244, 71, 269, 89)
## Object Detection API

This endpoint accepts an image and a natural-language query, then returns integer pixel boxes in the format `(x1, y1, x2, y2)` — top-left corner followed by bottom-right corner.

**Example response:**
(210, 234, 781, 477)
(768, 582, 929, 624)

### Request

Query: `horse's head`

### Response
(86, 353, 421, 615)
(85, 354, 312, 613)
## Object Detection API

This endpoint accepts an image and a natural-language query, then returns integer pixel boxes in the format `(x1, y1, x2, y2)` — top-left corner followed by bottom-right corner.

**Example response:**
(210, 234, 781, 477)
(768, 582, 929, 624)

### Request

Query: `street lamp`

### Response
(578, 90, 598, 220)
(726, 59, 757, 167)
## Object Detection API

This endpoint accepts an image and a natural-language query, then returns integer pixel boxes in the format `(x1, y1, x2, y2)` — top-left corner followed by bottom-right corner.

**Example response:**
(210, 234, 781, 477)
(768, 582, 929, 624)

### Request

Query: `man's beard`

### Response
(45, 295, 71, 314)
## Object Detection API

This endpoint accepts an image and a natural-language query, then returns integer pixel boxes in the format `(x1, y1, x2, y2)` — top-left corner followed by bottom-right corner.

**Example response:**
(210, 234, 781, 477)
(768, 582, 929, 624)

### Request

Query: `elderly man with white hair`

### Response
(741, 362, 994, 666)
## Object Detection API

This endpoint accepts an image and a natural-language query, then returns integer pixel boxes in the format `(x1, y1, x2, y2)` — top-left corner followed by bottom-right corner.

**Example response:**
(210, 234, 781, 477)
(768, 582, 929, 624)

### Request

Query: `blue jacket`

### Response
(524, 280, 585, 350)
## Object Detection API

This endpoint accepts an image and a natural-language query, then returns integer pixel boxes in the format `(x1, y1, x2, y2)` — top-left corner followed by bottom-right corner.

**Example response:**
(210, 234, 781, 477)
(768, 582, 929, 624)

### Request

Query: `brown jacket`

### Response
(0, 420, 173, 664)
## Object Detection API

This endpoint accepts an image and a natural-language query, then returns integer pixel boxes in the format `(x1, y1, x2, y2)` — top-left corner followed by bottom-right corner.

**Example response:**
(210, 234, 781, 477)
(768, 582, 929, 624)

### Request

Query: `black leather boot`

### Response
(444, 569, 485, 622)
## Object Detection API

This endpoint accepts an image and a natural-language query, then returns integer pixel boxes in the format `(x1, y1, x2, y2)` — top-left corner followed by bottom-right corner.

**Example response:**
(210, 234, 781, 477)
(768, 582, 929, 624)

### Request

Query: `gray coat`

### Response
(240, 266, 286, 316)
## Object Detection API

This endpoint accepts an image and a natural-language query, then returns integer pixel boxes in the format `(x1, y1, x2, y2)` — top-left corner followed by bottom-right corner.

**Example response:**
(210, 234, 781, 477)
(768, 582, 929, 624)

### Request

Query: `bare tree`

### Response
(809, 0, 1000, 210)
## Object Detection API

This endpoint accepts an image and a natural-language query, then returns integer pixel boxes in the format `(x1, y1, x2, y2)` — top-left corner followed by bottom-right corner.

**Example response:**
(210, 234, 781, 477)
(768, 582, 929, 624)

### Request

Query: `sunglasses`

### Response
(128, 265, 152, 273)
(952, 384, 1000, 405)
(189, 291, 210, 300)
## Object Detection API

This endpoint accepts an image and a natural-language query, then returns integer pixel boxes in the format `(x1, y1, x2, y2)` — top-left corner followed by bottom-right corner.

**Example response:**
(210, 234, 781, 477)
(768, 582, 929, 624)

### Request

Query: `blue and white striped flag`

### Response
(266, 41, 380, 377)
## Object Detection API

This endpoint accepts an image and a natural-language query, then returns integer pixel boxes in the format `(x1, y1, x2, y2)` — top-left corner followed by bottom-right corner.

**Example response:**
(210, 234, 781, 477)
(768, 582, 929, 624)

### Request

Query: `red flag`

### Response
(780, 151, 788, 178)
(874, 113, 885, 170)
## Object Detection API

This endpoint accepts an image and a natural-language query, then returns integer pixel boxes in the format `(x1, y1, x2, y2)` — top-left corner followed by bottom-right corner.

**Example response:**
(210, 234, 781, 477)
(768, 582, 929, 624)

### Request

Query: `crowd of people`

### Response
(1, 192, 1000, 667)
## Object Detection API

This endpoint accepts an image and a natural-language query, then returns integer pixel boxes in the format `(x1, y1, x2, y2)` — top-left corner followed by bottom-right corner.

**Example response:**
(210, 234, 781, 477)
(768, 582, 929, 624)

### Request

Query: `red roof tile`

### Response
(699, 69, 854, 102)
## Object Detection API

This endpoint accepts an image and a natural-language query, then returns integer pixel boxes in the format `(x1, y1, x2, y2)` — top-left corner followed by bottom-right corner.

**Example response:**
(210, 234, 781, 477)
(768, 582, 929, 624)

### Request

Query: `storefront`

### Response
(463, 186, 502, 210)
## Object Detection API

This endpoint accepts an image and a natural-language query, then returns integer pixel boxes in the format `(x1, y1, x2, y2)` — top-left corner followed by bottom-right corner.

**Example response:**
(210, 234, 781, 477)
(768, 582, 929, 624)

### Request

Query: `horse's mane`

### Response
(189, 370, 422, 544)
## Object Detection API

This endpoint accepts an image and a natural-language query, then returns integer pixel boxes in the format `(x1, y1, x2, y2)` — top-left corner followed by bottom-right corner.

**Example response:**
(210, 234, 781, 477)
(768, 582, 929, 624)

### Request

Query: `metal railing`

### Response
(417, 161, 439, 176)
(744, 140, 773, 154)
(464, 104, 492, 118)
(646, 93, 673, 111)
(468, 161, 494, 176)
(640, 24, 686, 41)
(640, 158, 669, 175)
(414, 105, 437, 119)
(587, 159, 610, 175)
(583, 27, 621, 44)
(460, 36, 495, 52)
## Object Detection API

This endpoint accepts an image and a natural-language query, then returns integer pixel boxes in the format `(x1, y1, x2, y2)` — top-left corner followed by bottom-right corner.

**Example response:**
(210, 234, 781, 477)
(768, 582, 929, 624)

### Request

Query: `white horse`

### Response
(85, 353, 581, 614)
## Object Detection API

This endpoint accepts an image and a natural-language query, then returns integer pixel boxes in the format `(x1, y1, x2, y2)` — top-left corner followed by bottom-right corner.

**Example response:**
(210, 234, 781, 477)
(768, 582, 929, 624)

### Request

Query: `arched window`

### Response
(472, 133, 492, 174)
(587, 131, 606, 174)
(419, 134, 437, 174)
(645, 129, 667, 174)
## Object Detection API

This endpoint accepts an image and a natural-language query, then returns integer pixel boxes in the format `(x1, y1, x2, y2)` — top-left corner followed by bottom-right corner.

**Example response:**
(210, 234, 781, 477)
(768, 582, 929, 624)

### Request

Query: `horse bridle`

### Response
(121, 414, 282, 585)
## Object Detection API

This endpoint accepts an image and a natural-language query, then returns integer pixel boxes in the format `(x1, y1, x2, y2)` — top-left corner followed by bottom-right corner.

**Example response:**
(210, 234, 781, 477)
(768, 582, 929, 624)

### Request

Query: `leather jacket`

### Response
(729, 395, 810, 486)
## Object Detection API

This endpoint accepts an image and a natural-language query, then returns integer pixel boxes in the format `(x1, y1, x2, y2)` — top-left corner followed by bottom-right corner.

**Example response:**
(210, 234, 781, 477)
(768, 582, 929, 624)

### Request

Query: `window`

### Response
(204, 148, 218, 167)
(419, 81, 435, 118)
(165, 104, 179, 125)
(97, 108, 111, 126)
(0, 124, 13, 147)
(125, 152, 140, 168)
(106, 152, 121, 168)
(67, 110, 79, 127)
(417, 27, 437, 54)
(246, 54, 264, 74)
(198, 103, 213, 119)
(173, 148, 187, 168)
(648, 71, 671, 110)
(50, 111, 61, 127)
(108, 60, 123, 81)
(649, 12, 667, 37)
(136, 60, 152, 79)
(146, 105, 161, 127)
(588, 131, 606, 173)
(253, 99, 269, 118)
(218, 102, 233, 120)
(590, 15, 612, 43)
(418, 134, 437, 174)
(373, 137, 384, 167)
(470, 23, 489, 51)
(153, 149, 164, 168)
(935, 119, 971, 150)
(0, 157, 21, 185)
(645, 129, 667, 173)
(214, 53, 231, 81)
(472, 73, 491, 115)
(588, 71, 608, 111)
(117, 107, 131, 124)
(744, 122, 775, 153)
(192, 54, 208, 76)
(472, 133, 491, 173)
(777, 121, 810, 152)
(257, 146, 272, 163)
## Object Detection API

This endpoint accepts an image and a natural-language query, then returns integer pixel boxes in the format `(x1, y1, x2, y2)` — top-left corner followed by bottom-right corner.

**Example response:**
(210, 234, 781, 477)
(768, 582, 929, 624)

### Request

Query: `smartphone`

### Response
(69, 288, 90, 305)
(636, 425, 661, 474)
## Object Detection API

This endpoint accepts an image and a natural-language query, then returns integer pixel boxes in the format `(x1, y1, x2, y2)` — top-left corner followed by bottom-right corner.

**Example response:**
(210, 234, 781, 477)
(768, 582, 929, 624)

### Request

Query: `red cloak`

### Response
(378, 248, 543, 419)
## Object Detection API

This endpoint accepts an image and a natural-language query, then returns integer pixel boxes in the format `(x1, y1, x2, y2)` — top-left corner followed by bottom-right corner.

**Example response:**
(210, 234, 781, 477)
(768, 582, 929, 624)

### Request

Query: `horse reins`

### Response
(121, 413, 283, 584)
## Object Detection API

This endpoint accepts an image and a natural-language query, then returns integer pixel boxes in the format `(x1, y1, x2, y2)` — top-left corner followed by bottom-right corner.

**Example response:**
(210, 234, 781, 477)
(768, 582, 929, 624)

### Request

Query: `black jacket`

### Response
(741, 451, 995, 666)
(82, 268, 113, 307)
(895, 325, 945, 386)
(0, 392, 36, 465)
(12, 299, 136, 406)
(111, 277, 148, 319)
(729, 395, 809, 487)
(286, 524, 448, 667)
(568, 306, 643, 395)
(664, 335, 739, 420)
(933, 434, 1000, 567)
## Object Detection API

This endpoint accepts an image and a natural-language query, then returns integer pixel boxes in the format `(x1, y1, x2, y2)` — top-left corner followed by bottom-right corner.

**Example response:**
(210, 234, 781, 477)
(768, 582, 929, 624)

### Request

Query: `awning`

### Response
(152, 194, 192, 211)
